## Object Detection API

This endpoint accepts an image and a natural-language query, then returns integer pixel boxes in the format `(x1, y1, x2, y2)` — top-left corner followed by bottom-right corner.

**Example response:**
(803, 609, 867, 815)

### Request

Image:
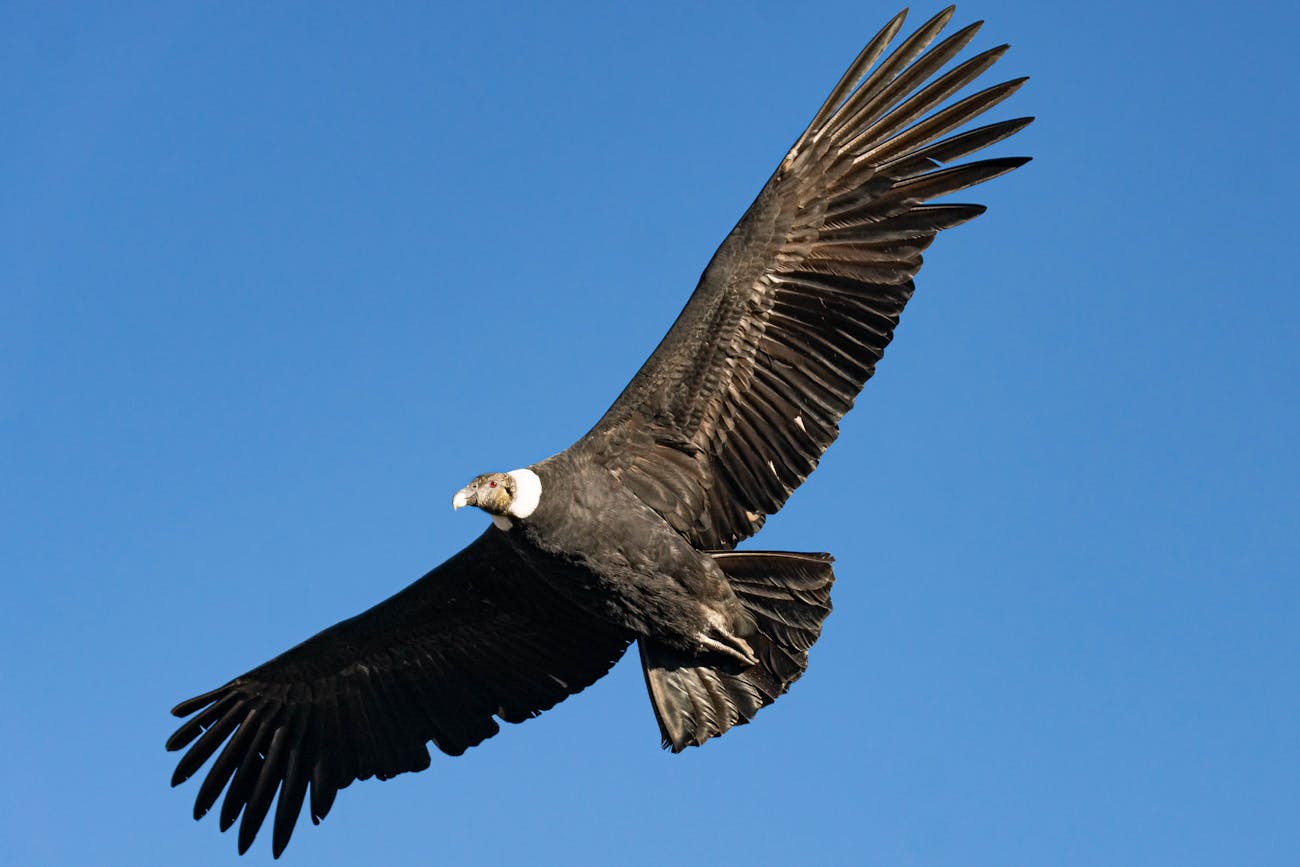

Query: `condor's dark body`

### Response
(167, 6, 1031, 858)
(520, 450, 751, 646)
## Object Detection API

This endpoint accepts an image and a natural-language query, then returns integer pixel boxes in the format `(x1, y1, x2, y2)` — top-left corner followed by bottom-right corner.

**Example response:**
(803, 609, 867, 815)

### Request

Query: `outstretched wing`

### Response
(574, 7, 1031, 549)
(166, 529, 632, 857)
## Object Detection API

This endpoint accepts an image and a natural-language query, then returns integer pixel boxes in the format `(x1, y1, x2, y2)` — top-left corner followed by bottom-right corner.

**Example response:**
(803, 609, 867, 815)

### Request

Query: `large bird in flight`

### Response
(168, 6, 1031, 856)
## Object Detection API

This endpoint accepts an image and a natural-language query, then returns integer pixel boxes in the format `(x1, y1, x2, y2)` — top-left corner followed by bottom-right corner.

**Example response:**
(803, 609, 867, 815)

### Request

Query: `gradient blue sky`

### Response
(3, 2, 1297, 865)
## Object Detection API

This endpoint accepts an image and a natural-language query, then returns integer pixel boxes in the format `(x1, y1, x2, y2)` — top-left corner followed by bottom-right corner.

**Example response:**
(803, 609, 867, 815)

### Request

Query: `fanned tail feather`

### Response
(640, 551, 835, 751)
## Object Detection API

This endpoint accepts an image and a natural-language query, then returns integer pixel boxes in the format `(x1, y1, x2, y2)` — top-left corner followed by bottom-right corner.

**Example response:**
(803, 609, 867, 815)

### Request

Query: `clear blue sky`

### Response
(3, 2, 1297, 865)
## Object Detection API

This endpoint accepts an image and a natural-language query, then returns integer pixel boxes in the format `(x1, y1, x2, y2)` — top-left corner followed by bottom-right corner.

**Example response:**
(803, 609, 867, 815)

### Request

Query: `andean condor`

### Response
(167, 6, 1031, 856)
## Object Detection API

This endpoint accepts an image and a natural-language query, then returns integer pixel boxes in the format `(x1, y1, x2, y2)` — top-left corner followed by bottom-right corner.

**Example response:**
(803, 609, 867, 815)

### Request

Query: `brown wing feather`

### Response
(166, 529, 632, 857)
(575, 7, 1031, 549)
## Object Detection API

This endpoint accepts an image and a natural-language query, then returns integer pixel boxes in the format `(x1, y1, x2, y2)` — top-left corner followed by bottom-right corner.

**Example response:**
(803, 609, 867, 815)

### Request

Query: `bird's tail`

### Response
(639, 550, 834, 751)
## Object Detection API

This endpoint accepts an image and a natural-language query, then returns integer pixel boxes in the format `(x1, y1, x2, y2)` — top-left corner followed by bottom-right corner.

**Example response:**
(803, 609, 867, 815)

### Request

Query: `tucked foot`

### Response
(696, 633, 758, 668)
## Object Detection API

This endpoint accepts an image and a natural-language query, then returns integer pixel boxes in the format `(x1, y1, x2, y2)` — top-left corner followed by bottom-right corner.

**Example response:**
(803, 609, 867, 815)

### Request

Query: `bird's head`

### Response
(452, 468, 542, 521)
(452, 472, 516, 516)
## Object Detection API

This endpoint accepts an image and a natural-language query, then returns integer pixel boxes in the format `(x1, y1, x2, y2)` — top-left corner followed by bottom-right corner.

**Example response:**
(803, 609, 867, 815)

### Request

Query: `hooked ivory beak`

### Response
(452, 488, 474, 510)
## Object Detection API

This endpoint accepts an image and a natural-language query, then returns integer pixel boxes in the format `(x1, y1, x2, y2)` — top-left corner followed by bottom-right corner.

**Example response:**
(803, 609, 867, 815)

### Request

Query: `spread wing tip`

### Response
(170, 685, 230, 721)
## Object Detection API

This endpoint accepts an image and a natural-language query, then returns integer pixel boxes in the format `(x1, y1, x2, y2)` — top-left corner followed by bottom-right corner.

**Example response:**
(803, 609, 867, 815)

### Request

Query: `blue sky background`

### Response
(3, 2, 1297, 865)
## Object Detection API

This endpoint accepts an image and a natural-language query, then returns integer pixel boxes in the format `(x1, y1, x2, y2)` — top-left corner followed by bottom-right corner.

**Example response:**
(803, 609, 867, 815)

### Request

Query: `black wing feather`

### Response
(575, 7, 1031, 549)
(167, 528, 632, 857)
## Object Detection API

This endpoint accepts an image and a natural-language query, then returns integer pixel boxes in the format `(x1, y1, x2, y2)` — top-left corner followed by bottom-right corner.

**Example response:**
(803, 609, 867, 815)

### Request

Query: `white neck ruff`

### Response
(506, 468, 542, 519)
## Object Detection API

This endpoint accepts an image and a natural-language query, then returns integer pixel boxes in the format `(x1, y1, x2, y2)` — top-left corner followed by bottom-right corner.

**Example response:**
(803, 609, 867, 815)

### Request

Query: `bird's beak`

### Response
(452, 487, 475, 510)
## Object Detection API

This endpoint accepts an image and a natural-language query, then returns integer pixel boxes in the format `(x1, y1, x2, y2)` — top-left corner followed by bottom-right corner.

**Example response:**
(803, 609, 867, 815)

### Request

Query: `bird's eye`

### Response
(489, 480, 497, 488)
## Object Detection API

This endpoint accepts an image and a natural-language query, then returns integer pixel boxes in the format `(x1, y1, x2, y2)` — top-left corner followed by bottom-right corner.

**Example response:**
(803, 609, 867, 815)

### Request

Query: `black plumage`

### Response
(168, 6, 1031, 856)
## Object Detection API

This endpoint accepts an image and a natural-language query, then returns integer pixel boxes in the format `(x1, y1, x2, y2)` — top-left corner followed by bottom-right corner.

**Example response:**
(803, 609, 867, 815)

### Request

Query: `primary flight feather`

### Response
(167, 7, 1031, 856)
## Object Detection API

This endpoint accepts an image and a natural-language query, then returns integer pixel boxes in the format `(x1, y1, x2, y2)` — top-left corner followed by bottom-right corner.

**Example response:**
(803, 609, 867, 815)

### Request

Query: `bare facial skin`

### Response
(452, 472, 516, 516)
